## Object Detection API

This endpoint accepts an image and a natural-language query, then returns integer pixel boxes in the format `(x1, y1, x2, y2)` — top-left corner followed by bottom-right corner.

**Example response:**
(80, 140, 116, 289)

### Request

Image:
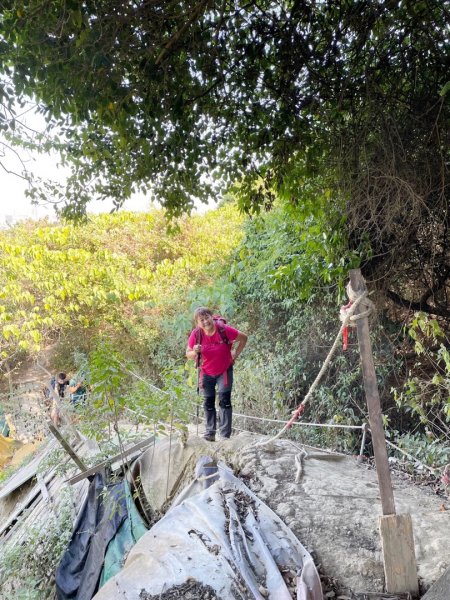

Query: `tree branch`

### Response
(386, 289, 450, 319)
(155, 0, 210, 66)
(0, 141, 29, 180)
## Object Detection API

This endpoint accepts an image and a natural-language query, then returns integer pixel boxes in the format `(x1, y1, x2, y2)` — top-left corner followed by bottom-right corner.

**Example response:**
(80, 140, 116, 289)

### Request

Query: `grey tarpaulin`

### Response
(93, 457, 323, 600)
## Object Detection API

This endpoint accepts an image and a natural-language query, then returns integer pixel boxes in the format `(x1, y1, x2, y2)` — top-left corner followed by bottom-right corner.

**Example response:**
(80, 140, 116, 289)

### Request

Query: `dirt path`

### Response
(0, 349, 58, 471)
(4, 344, 63, 428)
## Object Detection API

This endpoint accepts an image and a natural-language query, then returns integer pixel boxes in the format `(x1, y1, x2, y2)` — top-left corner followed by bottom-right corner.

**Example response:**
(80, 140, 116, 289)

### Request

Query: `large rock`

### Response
(124, 430, 450, 596)
(232, 435, 450, 595)
(421, 566, 450, 600)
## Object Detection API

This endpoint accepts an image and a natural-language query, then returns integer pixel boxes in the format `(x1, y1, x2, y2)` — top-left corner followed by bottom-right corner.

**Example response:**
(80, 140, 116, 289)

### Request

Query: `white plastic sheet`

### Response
(93, 458, 323, 600)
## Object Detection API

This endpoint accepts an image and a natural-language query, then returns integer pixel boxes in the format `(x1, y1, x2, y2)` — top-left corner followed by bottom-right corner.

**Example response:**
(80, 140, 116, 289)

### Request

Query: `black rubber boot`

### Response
(218, 392, 232, 438)
(203, 396, 216, 441)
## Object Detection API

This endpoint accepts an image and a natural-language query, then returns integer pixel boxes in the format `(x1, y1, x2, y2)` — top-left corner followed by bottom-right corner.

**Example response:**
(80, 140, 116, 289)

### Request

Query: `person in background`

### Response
(68, 373, 87, 406)
(186, 307, 248, 442)
(43, 372, 68, 427)
(53, 372, 70, 399)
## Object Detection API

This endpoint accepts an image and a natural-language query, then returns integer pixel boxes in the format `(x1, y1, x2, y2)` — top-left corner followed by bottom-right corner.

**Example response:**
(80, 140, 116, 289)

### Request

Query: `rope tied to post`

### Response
(340, 282, 376, 350)
(254, 285, 372, 448)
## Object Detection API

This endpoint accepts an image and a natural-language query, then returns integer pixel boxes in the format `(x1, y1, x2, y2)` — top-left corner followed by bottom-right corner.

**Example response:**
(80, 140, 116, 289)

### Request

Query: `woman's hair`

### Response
(193, 307, 212, 323)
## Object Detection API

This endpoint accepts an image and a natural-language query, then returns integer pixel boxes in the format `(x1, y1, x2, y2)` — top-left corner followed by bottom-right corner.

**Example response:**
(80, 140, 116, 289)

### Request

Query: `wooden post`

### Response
(47, 421, 87, 472)
(349, 269, 396, 515)
(349, 269, 418, 597)
(379, 514, 418, 596)
(65, 435, 155, 485)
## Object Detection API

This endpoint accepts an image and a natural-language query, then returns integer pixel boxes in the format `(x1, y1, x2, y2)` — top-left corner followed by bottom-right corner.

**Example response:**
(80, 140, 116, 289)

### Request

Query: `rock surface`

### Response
(421, 566, 450, 600)
(125, 430, 450, 597)
(225, 434, 450, 597)
(2, 375, 449, 600)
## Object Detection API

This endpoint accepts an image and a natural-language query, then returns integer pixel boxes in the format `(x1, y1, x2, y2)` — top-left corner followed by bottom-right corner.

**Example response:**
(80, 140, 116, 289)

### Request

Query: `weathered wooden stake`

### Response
(65, 434, 155, 485)
(379, 513, 418, 595)
(349, 269, 396, 515)
(349, 269, 419, 597)
(47, 420, 87, 472)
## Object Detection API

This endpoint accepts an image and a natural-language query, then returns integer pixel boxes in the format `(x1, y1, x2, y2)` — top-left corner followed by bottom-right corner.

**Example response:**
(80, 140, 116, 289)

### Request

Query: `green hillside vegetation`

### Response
(0, 201, 448, 469)
(0, 200, 449, 600)
(0, 204, 242, 362)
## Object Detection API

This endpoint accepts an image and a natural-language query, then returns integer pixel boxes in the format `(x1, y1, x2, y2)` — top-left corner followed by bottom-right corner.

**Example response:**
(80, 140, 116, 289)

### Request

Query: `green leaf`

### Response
(439, 81, 450, 97)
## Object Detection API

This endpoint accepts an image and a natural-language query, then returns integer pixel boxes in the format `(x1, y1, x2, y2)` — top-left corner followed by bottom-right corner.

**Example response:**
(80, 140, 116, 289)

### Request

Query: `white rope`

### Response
(183, 396, 363, 430)
(124, 406, 178, 437)
(233, 411, 363, 430)
(119, 363, 171, 396)
(122, 358, 364, 433)
(172, 408, 437, 480)
(186, 410, 358, 460)
(253, 289, 370, 448)
(116, 307, 439, 481)
(122, 357, 370, 484)
(122, 357, 366, 433)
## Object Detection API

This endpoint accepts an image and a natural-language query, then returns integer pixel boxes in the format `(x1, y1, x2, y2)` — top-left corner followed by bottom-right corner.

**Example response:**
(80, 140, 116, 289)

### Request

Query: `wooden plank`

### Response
(0, 482, 42, 538)
(0, 471, 57, 538)
(421, 563, 450, 600)
(65, 435, 155, 485)
(0, 438, 57, 500)
(349, 269, 396, 516)
(379, 514, 419, 596)
(47, 421, 87, 472)
(2, 475, 89, 550)
(0, 437, 88, 536)
(36, 473, 50, 503)
(1, 454, 90, 545)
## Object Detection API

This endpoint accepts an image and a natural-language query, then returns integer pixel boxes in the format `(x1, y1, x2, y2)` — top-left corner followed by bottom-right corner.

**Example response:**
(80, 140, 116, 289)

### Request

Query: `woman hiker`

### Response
(186, 307, 248, 441)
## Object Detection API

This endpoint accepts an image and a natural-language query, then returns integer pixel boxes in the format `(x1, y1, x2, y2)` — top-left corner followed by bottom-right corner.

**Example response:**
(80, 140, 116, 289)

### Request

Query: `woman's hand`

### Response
(186, 344, 201, 359)
(231, 332, 248, 363)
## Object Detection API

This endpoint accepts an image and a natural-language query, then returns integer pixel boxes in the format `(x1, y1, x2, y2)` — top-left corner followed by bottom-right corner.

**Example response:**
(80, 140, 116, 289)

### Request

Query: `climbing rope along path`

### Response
(253, 286, 372, 448)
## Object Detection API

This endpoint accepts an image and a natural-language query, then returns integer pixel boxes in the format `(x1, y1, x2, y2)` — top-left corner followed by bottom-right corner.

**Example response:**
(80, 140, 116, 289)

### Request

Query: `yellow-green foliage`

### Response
(0, 204, 244, 361)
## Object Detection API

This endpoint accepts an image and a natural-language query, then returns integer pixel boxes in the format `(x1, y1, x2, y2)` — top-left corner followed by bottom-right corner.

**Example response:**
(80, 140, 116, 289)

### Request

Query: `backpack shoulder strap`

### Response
(215, 321, 230, 345)
(194, 320, 229, 345)
(194, 327, 202, 345)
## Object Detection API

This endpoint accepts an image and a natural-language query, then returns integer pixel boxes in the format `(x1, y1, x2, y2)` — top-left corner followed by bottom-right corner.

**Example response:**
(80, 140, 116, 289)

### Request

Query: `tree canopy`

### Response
(0, 0, 449, 313)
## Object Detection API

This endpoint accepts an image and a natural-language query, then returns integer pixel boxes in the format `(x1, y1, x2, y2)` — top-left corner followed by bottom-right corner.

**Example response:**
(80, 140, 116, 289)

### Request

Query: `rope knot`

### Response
(339, 284, 375, 350)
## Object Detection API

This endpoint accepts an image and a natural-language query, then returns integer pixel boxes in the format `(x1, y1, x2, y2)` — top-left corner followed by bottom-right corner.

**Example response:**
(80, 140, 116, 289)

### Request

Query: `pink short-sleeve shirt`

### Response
(188, 324, 239, 376)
